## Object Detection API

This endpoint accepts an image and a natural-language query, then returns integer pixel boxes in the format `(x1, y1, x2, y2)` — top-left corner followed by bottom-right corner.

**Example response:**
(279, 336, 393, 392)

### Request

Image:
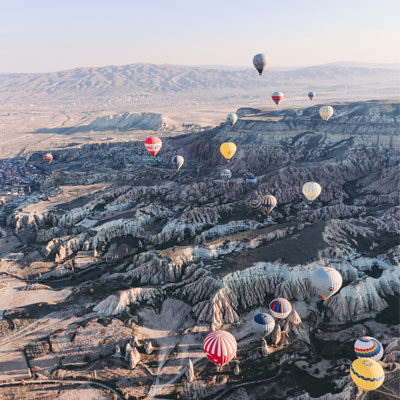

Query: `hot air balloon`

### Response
(319, 106, 334, 122)
(203, 330, 237, 368)
(311, 267, 342, 301)
(246, 175, 257, 186)
(145, 136, 162, 157)
(250, 199, 262, 211)
(172, 155, 184, 171)
(269, 298, 292, 320)
(272, 92, 284, 105)
(354, 337, 384, 361)
(302, 182, 322, 202)
(253, 313, 275, 336)
(308, 92, 315, 101)
(261, 195, 277, 213)
(220, 169, 232, 181)
(43, 153, 53, 165)
(253, 54, 269, 75)
(220, 142, 237, 163)
(350, 358, 384, 392)
(226, 113, 238, 126)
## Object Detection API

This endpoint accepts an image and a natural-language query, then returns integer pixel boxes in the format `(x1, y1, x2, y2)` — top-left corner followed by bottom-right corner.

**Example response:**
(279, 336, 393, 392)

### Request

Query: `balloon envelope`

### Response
(220, 169, 232, 180)
(172, 155, 184, 171)
(253, 54, 269, 75)
(226, 113, 238, 126)
(308, 91, 315, 100)
(43, 153, 53, 164)
(302, 182, 322, 201)
(350, 358, 384, 392)
(253, 313, 275, 336)
(145, 136, 162, 157)
(220, 142, 237, 162)
(246, 175, 257, 185)
(269, 297, 292, 320)
(261, 195, 277, 213)
(250, 199, 262, 211)
(319, 106, 334, 122)
(354, 337, 384, 361)
(272, 92, 284, 105)
(311, 267, 342, 300)
(203, 330, 237, 368)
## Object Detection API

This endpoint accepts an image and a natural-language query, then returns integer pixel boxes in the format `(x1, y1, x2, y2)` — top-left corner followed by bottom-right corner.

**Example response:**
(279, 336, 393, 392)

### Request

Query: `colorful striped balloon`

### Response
(250, 199, 262, 211)
(354, 337, 384, 361)
(261, 195, 277, 214)
(350, 358, 384, 391)
(302, 182, 322, 202)
(203, 330, 237, 368)
(269, 297, 292, 320)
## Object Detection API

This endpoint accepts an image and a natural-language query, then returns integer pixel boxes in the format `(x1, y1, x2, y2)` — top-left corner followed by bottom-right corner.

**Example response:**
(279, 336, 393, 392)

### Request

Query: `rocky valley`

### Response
(0, 100, 399, 399)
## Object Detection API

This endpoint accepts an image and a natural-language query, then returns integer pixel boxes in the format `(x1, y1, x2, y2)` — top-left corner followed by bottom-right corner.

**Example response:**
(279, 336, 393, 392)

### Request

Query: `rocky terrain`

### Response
(0, 100, 399, 399)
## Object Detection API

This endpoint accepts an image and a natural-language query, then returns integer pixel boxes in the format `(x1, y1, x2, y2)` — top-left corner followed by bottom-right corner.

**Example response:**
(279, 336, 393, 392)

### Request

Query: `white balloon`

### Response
(253, 313, 275, 336)
(311, 267, 342, 300)
(226, 113, 238, 126)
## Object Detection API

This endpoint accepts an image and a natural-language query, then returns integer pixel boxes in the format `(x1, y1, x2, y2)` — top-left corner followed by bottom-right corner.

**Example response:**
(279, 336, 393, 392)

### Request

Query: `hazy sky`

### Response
(1, 0, 399, 73)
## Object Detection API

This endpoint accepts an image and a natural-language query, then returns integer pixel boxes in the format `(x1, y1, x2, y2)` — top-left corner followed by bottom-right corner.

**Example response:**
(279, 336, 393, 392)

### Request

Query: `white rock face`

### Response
(326, 267, 400, 321)
(78, 112, 180, 132)
(186, 359, 195, 383)
(94, 287, 164, 316)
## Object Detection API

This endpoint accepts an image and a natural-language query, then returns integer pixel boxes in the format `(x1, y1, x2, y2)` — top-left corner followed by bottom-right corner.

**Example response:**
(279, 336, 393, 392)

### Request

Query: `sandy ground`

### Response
(0, 275, 72, 318)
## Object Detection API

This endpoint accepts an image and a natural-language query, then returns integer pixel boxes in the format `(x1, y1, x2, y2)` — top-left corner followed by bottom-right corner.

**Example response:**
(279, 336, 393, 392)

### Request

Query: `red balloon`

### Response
(43, 153, 53, 164)
(145, 136, 162, 157)
(203, 330, 237, 368)
(272, 92, 284, 105)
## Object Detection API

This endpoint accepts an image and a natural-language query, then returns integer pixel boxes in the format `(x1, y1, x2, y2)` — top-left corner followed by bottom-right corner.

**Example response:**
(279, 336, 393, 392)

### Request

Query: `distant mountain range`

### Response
(1, 62, 398, 106)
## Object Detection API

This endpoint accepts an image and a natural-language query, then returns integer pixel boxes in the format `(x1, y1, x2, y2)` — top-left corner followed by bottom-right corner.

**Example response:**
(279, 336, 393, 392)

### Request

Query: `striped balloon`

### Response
(354, 337, 384, 361)
(261, 195, 277, 213)
(269, 297, 292, 320)
(43, 153, 53, 164)
(350, 358, 384, 392)
(253, 313, 275, 336)
(203, 330, 237, 368)
(319, 106, 334, 122)
(220, 169, 232, 181)
(250, 199, 262, 211)
(272, 91, 284, 105)
(145, 136, 162, 157)
(302, 182, 322, 202)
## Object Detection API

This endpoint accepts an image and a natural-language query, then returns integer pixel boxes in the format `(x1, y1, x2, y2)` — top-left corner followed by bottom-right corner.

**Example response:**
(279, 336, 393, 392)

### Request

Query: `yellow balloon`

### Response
(350, 358, 384, 391)
(220, 142, 237, 162)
